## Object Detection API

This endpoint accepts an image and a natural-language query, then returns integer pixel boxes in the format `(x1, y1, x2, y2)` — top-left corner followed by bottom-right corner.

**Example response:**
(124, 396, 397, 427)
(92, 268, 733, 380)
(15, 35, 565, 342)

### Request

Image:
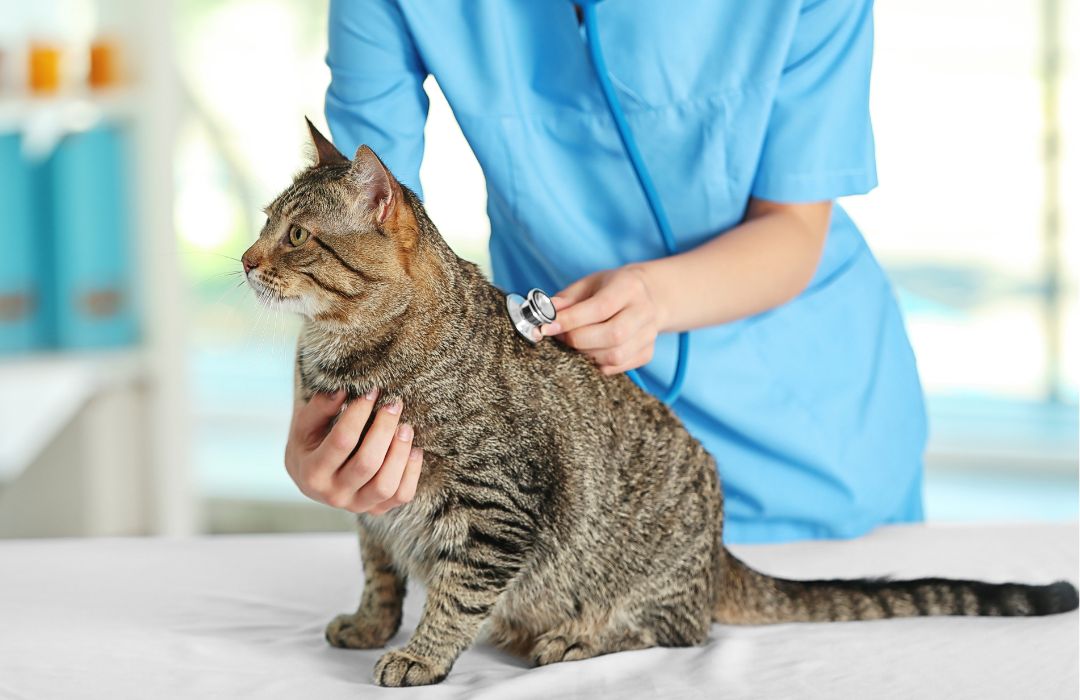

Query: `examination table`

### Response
(1, 522, 1076, 699)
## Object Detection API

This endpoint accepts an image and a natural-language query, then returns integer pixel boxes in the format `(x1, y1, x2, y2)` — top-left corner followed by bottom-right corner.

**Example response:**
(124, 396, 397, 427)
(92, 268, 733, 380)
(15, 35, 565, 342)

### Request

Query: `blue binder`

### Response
(0, 132, 46, 353)
(45, 125, 138, 349)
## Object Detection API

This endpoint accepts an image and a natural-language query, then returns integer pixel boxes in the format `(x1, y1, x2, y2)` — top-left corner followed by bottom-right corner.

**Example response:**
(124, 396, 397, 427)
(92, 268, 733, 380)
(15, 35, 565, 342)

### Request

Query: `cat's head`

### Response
(241, 120, 426, 329)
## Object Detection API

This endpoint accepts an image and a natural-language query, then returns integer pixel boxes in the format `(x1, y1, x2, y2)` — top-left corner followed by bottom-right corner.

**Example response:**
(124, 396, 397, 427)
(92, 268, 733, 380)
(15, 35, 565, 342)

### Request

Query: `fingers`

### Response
(539, 267, 661, 377)
(382, 446, 424, 513)
(597, 338, 655, 375)
(545, 281, 624, 336)
(336, 400, 404, 495)
(561, 305, 649, 351)
(300, 389, 378, 496)
(547, 266, 656, 337)
(288, 389, 425, 515)
(354, 432, 421, 514)
(540, 275, 600, 336)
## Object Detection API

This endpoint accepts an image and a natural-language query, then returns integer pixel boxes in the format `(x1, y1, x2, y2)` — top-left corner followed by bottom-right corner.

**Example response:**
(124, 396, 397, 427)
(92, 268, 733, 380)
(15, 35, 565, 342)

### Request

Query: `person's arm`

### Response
(325, 0, 430, 193)
(543, 199, 830, 374)
(284, 0, 430, 514)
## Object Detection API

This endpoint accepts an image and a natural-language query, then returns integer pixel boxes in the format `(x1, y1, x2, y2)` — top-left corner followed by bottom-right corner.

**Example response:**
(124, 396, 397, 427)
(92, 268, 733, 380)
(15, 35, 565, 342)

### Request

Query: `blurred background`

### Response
(0, 0, 1076, 538)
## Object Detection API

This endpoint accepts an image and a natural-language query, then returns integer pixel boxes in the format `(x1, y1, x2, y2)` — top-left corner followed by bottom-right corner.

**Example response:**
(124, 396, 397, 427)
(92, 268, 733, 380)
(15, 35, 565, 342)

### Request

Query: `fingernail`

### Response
(397, 423, 413, 441)
(385, 400, 402, 415)
(410, 447, 423, 461)
(542, 322, 562, 335)
(365, 387, 379, 400)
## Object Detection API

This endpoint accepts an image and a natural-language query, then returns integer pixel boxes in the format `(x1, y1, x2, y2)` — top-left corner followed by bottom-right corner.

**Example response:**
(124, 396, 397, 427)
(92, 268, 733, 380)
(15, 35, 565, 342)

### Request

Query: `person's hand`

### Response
(284, 389, 424, 515)
(540, 265, 667, 375)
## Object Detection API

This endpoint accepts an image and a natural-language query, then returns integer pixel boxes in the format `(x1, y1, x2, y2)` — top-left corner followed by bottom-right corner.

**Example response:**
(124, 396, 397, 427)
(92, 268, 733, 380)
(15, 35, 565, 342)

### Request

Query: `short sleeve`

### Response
(325, 0, 430, 196)
(750, 0, 877, 203)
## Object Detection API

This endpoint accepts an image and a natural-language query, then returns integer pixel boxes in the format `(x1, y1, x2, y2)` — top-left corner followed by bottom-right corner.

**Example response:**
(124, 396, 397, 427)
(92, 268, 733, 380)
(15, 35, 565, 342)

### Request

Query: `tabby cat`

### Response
(240, 121, 1079, 687)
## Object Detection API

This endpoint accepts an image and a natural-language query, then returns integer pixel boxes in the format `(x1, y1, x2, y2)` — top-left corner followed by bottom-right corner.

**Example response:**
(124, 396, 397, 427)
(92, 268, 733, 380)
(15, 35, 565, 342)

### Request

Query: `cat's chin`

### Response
(248, 280, 315, 317)
(273, 296, 317, 317)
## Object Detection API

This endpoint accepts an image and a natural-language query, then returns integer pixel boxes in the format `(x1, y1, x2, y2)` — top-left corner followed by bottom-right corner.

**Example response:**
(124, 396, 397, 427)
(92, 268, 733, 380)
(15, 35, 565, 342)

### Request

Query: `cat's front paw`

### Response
(373, 649, 448, 687)
(325, 612, 397, 650)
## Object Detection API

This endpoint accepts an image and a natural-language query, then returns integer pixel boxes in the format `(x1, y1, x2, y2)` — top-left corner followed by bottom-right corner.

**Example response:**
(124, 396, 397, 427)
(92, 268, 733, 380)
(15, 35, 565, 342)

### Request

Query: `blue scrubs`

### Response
(326, 0, 926, 543)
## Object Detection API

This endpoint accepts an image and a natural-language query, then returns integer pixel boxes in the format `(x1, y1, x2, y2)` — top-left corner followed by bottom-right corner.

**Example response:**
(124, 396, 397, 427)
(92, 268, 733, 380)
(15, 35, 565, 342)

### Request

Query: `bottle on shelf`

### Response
(0, 132, 48, 353)
(0, 0, 140, 355)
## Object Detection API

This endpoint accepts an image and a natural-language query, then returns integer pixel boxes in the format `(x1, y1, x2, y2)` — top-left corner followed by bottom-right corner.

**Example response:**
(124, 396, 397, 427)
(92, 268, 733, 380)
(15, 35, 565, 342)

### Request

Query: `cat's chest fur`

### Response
(297, 330, 443, 432)
(295, 326, 512, 583)
(297, 329, 390, 398)
(356, 487, 461, 582)
(295, 316, 526, 461)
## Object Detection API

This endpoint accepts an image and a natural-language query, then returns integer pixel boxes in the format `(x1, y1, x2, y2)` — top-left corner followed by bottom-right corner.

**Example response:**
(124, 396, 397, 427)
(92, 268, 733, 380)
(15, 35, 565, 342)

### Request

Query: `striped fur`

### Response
(244, 130, 1079, 687)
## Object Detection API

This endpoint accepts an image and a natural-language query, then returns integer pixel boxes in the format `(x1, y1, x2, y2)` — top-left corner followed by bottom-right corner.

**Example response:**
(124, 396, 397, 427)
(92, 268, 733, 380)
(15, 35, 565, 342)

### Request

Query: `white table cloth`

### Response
(1, 522, 1076, 699)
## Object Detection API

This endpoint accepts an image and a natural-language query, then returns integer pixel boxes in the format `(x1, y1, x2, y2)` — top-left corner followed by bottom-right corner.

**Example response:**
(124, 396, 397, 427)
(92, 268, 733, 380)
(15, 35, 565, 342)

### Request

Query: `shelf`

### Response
(0, 349, 144, 480)
(0, 92, 140, 157)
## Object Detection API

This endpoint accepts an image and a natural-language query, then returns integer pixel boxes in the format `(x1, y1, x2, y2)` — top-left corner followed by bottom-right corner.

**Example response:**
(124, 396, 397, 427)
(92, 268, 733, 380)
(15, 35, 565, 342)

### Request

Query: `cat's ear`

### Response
(305, 117, 348, 167)
(350, 145, 397, 225)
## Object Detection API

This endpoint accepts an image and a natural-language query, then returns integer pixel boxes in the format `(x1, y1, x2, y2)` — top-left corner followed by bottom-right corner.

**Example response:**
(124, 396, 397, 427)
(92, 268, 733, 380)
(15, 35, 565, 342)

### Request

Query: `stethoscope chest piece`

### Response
(506, 288, 557, 345)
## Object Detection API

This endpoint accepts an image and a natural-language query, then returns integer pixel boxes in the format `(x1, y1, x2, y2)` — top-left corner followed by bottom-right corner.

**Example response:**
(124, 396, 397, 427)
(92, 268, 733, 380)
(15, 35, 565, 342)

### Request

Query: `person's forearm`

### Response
(638, 199, 831, 333)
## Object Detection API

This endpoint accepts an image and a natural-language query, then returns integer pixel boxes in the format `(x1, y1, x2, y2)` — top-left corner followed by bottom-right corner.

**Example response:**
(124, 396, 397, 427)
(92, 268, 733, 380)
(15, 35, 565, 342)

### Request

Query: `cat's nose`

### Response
(241, 253, 259, 274)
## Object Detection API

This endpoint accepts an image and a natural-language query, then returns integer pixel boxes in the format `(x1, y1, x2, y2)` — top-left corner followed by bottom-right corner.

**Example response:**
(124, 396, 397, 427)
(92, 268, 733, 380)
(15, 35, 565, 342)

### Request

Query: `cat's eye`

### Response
(288, 225, 310, 247)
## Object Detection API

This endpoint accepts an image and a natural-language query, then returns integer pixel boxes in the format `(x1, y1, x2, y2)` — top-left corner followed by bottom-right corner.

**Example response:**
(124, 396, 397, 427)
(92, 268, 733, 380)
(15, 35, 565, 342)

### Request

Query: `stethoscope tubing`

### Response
(579, 1, 689, 405)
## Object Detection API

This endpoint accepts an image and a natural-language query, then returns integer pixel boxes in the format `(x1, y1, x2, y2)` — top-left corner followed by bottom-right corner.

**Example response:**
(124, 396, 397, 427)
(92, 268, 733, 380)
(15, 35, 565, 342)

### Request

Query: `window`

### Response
(175, 0, 1077, 527)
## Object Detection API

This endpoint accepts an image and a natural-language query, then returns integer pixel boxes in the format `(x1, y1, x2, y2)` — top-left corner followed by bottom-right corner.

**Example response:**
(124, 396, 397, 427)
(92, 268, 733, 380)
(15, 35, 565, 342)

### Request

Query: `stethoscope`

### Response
(506, 0, 690, 405)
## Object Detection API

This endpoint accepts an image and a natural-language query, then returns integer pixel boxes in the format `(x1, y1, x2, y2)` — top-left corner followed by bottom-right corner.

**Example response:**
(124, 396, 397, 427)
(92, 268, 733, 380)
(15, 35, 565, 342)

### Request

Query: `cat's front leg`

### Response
(373, 550, 520, 687)
(326, 524, 406, 649)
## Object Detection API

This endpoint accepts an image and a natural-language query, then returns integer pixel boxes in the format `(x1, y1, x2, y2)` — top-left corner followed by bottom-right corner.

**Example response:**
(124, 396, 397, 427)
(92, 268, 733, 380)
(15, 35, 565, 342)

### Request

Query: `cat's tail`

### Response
(713, 548, 1079, 624)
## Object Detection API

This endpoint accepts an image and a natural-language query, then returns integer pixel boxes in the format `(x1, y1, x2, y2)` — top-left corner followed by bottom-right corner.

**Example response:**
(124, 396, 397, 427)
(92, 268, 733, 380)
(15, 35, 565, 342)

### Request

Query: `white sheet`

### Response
(1, 522, 1076, 699)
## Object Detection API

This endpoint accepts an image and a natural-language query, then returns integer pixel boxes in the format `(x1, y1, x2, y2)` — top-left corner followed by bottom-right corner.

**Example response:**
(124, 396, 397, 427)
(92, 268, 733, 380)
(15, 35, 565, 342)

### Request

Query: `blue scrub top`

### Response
(325, 0, 927, 544)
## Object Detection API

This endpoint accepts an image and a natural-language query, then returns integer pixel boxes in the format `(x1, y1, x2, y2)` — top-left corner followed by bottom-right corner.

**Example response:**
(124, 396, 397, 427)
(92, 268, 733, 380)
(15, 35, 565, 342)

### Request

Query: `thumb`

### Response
(292, 390, 346, 438)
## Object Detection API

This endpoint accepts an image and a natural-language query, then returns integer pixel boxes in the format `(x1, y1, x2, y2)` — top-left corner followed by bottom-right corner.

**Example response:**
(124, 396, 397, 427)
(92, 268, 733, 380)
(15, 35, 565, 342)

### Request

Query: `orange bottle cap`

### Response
(29, 43, 63, 94)
(90, 39, 121, 89)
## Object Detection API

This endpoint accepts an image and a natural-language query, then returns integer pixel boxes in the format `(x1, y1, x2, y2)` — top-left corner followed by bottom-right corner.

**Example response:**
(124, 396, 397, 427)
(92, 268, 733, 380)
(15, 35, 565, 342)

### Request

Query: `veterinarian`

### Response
(284, 0, 927, 544)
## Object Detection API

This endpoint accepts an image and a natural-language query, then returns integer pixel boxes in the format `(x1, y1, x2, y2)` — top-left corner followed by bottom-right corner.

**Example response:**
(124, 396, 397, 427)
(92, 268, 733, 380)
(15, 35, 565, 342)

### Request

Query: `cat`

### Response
(240, 120, 1079, 687)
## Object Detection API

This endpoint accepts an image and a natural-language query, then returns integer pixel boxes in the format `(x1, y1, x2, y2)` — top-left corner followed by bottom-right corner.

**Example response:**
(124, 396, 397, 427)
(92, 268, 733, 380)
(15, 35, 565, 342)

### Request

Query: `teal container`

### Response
(0, 133, 47, 353)
(45, 125, 138, 349)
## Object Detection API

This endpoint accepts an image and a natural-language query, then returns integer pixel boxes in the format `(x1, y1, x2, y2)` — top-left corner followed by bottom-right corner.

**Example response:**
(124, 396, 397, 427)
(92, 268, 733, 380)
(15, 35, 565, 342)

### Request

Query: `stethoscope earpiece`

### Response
(506, 288, 557, 345)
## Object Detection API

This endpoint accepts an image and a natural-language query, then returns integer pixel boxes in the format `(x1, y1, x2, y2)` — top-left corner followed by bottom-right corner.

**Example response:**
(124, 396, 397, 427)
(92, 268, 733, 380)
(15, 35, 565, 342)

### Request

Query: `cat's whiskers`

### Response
(181, 250, 245, 264)
(246, 283, 275, 355)
(197, 269, 245, 282)
(260, 293, 282, 357)
(273, 296, 292, 360)
(254, 284, 298, 360)
(184, 266, 255, 340)
(200, 271, 249, 316)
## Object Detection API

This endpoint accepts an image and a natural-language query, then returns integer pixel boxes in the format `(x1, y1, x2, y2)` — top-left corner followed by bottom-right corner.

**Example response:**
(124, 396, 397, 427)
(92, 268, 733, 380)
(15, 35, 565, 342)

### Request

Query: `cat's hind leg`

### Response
(530, 590, 712, 666)
(326, 525, 406, 650)
(530, 617, 655, 666)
